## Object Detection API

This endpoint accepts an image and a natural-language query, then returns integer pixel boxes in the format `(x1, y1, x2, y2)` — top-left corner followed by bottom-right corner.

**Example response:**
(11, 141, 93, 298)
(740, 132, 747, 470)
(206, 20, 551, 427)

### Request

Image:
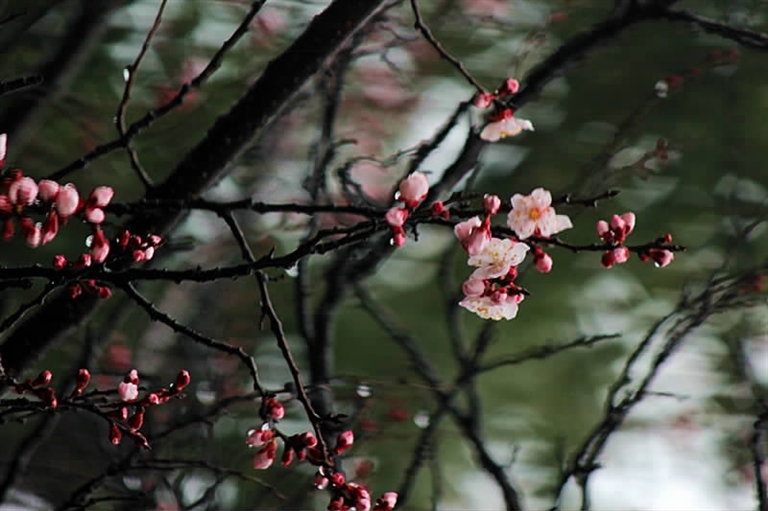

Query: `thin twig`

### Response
(114, 0, 168, 188)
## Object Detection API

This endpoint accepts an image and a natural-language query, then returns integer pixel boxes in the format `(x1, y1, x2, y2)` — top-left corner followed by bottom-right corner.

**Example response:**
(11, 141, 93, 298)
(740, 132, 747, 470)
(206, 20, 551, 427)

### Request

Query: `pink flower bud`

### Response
(109, 423, 122, 445)
(502, 78, 520, 95)
(454, 216, 481, 241)
(87, 186, 114, 208)
(41, 212, 58, 245)
(609, 214, 625, 233)
(25, 222, 41, 248)
(612, 246, 630, 264)
(314, 471, 329, 490)
(37, 180, 60, 202)
(601, 251, 616, 269)
(118, 381, 138, 402)
(596, 220, 610, 239)
(331, 472, 345, 487)
(32, 370, 52, 387)
(91, 228, 110, 263)
(246, 425, 274, 447)
(534, 251, 553, 273)
(98, 286, 112, 299)
(281, 446, 295, 467)
(462, 278, 485, 298)
(126, 369, 139, 384)
(650, 249, 674, 268)
(374, 492, 398, 511)
(392, 226, 406, 247)
(253, 441, 277, 469)
(473, 91, 495, 108)
(75, 368, 91, 394)
(128, 407, 145, 430)
(263, 397, 285, 420)
(53, 255, 67, 269)
(483, 194, 501, 215)
(85, 208, 105, 224)
(143, 246, 155, 260)
(463, 227, 490, 256)
(147, 392, 161, 405)
(55, 184, 80, 218)
(334, 430, 354, 454)
(8, 177, 38, 206)
(0, 133, 6, 167)
(398, 172, 429, 208)
(132, 250, 146, 263)
(174, 369, 191, 391)
(385, 207, 408, 227)
(621, 212, 636, 235)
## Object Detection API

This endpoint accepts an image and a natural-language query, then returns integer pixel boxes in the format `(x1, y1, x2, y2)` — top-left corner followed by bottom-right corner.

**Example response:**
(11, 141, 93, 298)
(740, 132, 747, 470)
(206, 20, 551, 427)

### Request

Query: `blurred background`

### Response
(0, 0, 767, 509)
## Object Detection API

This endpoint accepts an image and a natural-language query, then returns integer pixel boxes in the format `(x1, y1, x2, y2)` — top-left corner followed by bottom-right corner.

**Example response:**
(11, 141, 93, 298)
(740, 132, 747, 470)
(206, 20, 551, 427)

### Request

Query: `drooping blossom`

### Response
(507, 188, 573, 239)
(56, 184, 80, 218)
(467, 237, 529, 280)
(480, 109, 534, 142)
(645, 248, 675, 268)
(398, 171, 429, 208)
(459, 291, 523, 321)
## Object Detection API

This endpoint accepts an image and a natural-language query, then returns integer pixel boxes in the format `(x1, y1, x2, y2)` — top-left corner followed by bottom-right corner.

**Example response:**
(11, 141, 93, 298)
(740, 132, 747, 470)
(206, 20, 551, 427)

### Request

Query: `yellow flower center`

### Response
(529, 208, 541, 221)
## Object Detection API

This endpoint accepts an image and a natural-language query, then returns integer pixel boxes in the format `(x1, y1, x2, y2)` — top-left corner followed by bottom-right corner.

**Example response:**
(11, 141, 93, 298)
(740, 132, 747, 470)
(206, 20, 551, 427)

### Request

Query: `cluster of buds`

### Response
(385, 171, 430, 247)
(108, 368, 191, 449)
(1, 162, 114, 248)
(117, 229, 162, 262)
(322, 472, 397, 511)
(67, 278, 113, 300)
(471, 78, 535, 142)
(454, 189, 571, 320)
(8, 369, 58, 408)
(597, 212, 674, 269)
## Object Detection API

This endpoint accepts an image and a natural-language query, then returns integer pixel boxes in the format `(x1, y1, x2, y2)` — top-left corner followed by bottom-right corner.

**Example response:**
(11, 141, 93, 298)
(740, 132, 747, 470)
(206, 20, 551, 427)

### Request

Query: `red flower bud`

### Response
(75, 368, 91, 394)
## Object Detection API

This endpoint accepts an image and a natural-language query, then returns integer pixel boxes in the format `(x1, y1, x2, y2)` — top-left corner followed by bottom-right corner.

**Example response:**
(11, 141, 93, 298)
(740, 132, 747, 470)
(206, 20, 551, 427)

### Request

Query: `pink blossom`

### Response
(483, 194, 501, 215)
(246, 424, 274, 447)
(473, 91, 495, 108)
(314, 471, 329, 490)
(118, 381, 138, 402)
(534, 249, 553, 273)
(454, 216, 490, 256)
(385, 207, 408, 227)
(597, 211, 636, 244)
(480, 109, 533, 142)
(398, 172, 429, 208)
(596, 220, 610, 238)
(462, 278, 486, 298)
(8, 177, 38, 206)
(37, 180, 60, 202)
(467, 237, 529, 280)
(56, 184, 80, 218)
(507, 188, 573, 239)
(459, 293, 521, 320)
